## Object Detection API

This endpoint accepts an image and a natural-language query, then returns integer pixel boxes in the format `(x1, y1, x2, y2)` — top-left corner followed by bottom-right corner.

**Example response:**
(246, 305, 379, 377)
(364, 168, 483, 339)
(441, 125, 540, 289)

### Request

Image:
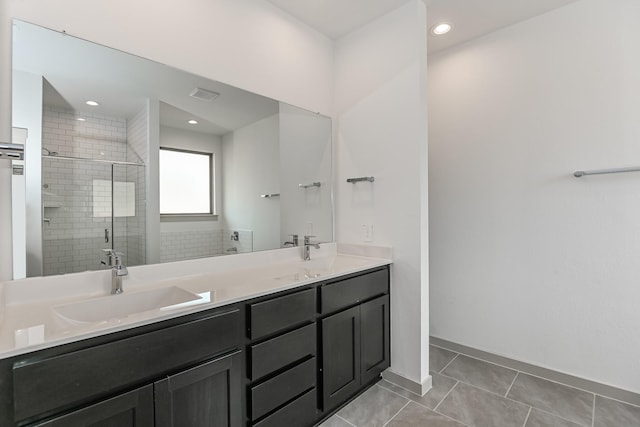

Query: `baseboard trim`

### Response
(430, 336, 640, 407)
(382, 369, 433, 396)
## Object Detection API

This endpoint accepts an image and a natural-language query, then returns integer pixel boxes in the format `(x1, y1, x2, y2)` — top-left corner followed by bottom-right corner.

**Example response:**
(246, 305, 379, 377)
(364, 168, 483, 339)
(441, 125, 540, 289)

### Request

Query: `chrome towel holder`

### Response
(574, 166, 640, 177)
(299, 182, 321, 188)
(0, 142, 24, 160)
(347, 176, 375, 183)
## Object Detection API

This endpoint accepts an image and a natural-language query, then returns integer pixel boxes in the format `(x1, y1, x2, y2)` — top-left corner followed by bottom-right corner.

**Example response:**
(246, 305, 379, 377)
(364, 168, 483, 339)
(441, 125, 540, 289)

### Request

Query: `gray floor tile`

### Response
(386, 401, 466, 427)
(525, 408, 583, 427)
(442, 354, 518, 395)
(379, 372, 457, 409)
(317, 414, 355, 427)
(507, 373, 593, 426)
(431, 345, 458, 372)
(594, 395, 640, 427)
(337, 384, 409, 427)
(437, 382, 530, 427)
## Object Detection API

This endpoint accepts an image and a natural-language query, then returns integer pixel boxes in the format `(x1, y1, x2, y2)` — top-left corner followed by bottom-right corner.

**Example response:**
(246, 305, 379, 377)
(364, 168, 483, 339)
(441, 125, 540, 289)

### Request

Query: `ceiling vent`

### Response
(189, 88, 220, 101)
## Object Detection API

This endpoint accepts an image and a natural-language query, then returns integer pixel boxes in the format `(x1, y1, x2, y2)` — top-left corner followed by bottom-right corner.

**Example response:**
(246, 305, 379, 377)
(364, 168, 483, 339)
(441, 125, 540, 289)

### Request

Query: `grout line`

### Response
(439, 353, 460, 374)
(592, 394, 596, 427)
(382, 400, 411, 427)
(522, 407, 532, 427)
(434, 381, 459, 412)
(505, 372, 520, 398)
(433, 409, 472, 427)
(593, 392, 640, 409)
(432, 340, 640, 407)
(434, 342, 616, 402)
(335, 414, 357, 427)
(525, 406, 592, 427)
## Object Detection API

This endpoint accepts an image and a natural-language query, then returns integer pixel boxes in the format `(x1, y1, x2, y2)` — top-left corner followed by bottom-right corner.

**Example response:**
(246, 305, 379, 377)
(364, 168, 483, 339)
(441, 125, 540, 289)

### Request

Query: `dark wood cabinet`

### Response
(30, 385, 154, 427)
(320, 278, 390, 412)
(155, 351, 242, 427)
(360, 295, 390, 385)
(321, 305, 361, 410)
(5, 307, 244, 427)
(3, 265, 390, 427)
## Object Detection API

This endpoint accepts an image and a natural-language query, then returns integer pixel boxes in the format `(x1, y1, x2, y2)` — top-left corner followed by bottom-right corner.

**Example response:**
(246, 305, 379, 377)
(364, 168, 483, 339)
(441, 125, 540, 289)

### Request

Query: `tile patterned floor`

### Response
(318, 345, 640, 427)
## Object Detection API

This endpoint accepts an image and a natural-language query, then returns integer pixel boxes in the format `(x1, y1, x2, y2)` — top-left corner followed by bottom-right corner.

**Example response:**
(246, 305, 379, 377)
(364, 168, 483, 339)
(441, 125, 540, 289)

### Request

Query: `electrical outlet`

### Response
(361, 224, 374, 242)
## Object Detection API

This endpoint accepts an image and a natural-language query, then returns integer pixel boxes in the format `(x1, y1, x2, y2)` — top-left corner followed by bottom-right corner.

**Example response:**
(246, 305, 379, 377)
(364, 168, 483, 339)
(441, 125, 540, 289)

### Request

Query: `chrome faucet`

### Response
(284, 234, 299, 247)
(103, 249, 128, 294)
(303, 235, 321, 261)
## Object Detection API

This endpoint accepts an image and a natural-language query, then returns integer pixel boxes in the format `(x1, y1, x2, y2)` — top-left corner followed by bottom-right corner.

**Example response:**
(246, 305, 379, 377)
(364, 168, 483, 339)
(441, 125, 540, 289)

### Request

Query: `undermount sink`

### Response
(53, 286, 203, 324)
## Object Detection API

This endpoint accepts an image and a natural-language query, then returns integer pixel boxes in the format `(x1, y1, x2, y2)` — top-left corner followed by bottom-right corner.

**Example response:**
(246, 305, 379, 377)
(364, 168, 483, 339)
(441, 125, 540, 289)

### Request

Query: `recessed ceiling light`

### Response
(85, 100, 100, 106)
(431, 23, 452, 36)
(188, 119, 198, 125)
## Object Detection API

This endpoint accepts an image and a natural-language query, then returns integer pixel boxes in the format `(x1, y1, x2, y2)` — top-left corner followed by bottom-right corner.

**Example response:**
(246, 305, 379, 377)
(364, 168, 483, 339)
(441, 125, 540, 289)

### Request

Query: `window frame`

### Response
(159, 146, 216, 218)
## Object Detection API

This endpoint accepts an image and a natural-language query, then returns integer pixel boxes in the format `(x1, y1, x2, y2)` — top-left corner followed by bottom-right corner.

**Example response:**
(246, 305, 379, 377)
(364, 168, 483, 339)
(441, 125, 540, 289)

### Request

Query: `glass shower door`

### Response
(41, 158, 145, 275)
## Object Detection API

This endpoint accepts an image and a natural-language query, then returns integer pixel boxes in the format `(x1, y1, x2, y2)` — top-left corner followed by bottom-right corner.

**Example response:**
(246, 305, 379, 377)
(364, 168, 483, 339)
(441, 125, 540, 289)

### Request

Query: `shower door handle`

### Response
(105, 228, 109, 243)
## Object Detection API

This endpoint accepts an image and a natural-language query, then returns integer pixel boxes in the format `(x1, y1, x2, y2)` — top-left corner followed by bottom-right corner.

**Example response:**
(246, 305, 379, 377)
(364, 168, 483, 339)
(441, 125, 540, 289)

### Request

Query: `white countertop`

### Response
(0, 243, 391, 359)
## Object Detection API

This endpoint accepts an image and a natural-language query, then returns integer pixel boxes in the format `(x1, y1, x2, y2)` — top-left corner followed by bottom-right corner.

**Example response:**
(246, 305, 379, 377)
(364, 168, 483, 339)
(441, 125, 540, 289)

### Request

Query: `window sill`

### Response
(160, 214, 219, 222)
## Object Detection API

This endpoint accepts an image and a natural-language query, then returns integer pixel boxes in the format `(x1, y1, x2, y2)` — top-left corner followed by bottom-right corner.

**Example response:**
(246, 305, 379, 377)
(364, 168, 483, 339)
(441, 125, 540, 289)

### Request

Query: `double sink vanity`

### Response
(0, 243, 392, 426)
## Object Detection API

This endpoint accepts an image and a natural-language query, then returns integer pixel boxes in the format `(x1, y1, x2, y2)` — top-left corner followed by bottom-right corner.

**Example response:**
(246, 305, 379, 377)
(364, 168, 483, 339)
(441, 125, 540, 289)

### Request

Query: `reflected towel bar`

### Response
(260, 194, 280, 198)
(574, 167, 640, 178)
(0, 142, 24, 160)
(299, 182, 321, 188)
(347, 176, 375, 183)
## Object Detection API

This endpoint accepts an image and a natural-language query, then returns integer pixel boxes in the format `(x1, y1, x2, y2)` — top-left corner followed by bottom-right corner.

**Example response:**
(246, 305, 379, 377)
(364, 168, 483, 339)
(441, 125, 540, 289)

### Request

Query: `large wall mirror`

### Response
(11, 20, 333, 279)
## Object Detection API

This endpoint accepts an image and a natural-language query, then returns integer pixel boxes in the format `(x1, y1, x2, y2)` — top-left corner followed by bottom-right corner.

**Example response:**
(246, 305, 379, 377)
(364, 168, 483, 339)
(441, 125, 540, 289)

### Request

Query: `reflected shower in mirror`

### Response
(11, 19, 333, 279)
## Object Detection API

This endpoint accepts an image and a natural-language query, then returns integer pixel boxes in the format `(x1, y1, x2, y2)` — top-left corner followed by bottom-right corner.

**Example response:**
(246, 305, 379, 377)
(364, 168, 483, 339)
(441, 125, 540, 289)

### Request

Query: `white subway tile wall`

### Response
(42, 106, 146, 275)
(160, 229, 225, 262)
(159, 229, 254, 262)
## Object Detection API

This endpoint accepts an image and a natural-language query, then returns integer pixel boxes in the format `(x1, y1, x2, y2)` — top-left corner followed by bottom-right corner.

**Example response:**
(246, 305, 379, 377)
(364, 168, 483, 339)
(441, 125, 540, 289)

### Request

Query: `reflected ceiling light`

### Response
(76, 117, 86, 122)
(431, 22, 452, 35)
(85, 100, 100, 106)
(187, 119, 198, 125)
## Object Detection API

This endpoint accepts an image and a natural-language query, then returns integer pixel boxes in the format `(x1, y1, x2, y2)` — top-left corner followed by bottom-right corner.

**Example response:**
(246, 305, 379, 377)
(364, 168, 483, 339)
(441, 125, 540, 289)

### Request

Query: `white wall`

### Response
(279, 104, 333, 244)
(0, 0, 333, 280)
(334, 0, 430, 389)
(222, 115, 280, 252)
(12, 70, 43, 278)
(429, 0, 640, 393)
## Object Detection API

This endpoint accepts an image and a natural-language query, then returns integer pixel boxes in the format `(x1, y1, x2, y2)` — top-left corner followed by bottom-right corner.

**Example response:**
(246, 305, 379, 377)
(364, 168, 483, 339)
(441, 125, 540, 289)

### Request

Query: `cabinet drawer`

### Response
(253, 388, 317, 427)
(321, 268, 388, 314)
(13, 308, 241, 423)
(250, 323, 316, 380)
(251, 357, 316, 421)
(249, 288, 316, 340)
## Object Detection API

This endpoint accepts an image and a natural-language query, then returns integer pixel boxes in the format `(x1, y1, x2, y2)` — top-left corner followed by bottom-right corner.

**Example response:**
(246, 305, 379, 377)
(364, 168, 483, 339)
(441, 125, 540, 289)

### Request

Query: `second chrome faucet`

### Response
(303, 235, 321, 261)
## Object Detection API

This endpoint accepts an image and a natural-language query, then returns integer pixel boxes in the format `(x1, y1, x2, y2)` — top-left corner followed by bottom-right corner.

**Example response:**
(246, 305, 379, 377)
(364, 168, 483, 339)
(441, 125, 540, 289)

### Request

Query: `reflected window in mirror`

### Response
(159, 148, 213, 215)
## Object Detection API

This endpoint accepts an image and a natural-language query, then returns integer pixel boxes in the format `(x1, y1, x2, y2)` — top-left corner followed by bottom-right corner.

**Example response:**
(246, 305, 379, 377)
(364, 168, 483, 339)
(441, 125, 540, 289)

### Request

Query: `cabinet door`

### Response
(360, 295, 390, 385)
(321, 305, 361, 411)
(155, 351, 242, 427)
(31, 385, 153, 427)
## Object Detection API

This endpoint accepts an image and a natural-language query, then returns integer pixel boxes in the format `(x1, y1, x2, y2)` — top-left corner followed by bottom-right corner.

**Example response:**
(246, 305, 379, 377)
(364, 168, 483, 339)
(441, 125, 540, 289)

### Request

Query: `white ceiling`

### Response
(13, 21, 279, 135)
(267, 0, 412, 39)
(267, 0, 580, 53)
(426, 0, 580, 54)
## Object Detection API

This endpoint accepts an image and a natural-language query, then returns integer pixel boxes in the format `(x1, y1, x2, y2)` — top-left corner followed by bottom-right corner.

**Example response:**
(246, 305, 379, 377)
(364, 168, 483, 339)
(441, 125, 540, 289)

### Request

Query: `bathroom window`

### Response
(159, 148, 213, 215)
